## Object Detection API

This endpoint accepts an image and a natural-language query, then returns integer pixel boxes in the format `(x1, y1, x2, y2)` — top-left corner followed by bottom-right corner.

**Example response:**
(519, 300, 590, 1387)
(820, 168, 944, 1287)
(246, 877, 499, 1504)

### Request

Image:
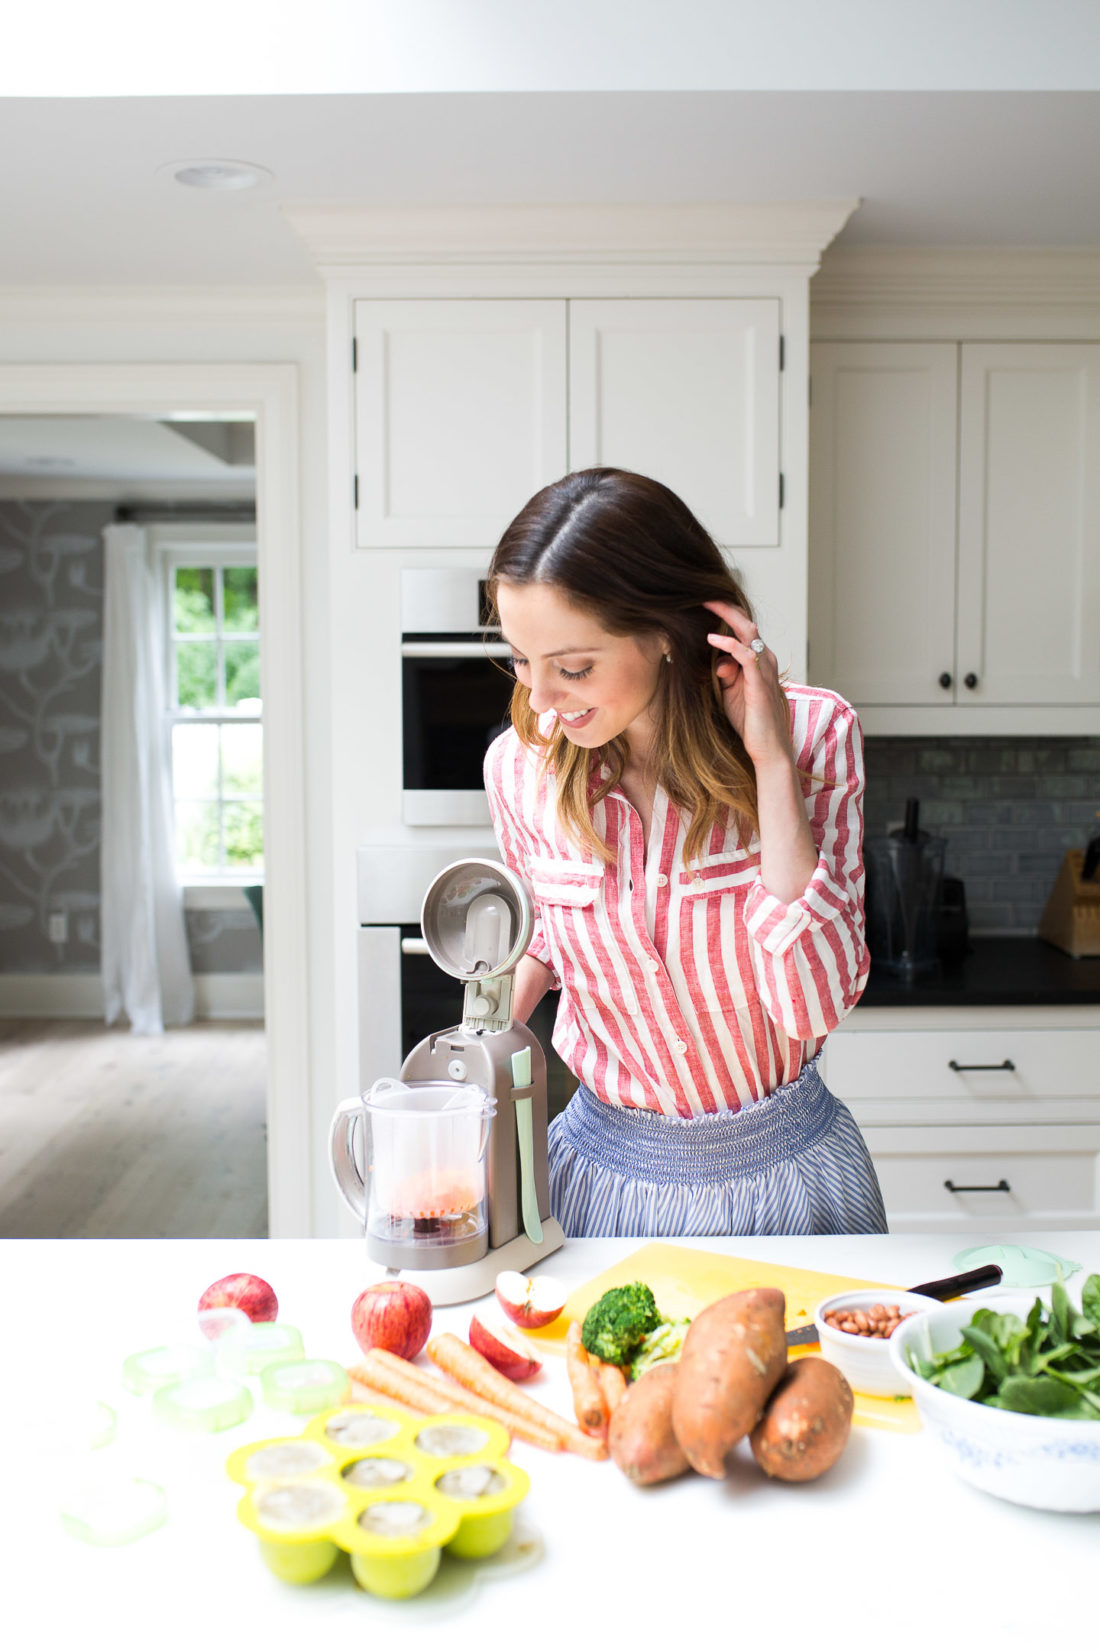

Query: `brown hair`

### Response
(487, 468, 770, 865)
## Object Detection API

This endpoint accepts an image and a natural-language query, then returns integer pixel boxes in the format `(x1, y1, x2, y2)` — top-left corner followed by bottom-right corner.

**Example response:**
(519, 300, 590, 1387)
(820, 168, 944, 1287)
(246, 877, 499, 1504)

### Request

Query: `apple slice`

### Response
(495, 1270, 567, 1330)
(468, 1311, 543, 1381)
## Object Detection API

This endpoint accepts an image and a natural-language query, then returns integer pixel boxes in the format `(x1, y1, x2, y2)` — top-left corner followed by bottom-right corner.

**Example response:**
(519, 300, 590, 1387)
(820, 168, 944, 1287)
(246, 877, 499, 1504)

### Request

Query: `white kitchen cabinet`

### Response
(808, 340, 1100, 731)
(822, 1009, 1100, 1232)
(808, 343, 957, 705)
(957, 344, 1100, 707)
(354, 296, 783, 552)
(353, 299, 568, 548)
(861, 1124, 1100, 1233)
(569, 299, 781, 547)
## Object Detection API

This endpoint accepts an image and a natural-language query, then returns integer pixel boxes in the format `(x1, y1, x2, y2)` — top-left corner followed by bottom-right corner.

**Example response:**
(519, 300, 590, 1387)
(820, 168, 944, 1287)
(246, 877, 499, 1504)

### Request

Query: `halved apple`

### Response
(494, 1270, 567, 1330)
(468, 1310, 543, 1381)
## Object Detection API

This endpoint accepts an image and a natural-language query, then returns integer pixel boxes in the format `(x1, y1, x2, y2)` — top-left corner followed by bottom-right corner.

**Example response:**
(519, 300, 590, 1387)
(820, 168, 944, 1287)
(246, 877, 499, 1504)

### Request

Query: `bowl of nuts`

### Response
(813, 1289, 933, 1397)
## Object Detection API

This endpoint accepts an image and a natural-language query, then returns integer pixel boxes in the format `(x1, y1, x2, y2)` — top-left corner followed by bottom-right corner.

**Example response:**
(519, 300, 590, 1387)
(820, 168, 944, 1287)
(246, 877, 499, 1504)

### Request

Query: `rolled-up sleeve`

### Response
(483, 732, 559, 985)
(743, 696, 869, 1039)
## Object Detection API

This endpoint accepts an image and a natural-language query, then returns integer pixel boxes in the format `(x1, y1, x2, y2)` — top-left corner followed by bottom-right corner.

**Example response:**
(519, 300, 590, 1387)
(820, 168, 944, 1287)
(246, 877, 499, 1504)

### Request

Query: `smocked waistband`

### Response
(555, 1057, 837, 1185)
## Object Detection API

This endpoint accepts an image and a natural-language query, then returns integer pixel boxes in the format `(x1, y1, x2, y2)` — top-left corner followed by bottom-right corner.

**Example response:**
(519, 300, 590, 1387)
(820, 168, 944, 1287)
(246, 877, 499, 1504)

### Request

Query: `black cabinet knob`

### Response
(964, 672, 978, 690)
(938, 672, 952, 689)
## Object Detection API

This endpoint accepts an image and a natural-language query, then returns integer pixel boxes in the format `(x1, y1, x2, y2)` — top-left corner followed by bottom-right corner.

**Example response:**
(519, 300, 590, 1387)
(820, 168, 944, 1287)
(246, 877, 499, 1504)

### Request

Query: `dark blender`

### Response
(864, 798, 946, 981)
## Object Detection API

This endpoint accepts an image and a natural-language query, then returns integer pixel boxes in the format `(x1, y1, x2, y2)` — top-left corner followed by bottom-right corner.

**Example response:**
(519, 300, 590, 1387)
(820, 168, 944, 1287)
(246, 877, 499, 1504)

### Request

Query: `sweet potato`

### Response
(670, 1288, 788, 1478)
(608, 1365, 690, 1487)
(750, 1356, 854, 1483)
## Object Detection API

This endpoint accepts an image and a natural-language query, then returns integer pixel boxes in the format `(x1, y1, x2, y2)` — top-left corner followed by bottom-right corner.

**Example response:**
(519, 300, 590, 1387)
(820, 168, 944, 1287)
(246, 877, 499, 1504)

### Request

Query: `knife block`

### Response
(1038, 850, 1100, 958)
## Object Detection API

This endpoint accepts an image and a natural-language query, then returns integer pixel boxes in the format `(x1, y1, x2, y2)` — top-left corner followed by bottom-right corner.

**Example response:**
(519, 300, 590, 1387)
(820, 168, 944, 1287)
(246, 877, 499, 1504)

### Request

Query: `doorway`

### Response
(0, 363, 308, 1234)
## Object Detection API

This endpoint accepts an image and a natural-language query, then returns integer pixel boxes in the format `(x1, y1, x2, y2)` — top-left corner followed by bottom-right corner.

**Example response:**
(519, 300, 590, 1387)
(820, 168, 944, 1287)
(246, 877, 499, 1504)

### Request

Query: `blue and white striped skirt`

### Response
(547, 1056, 888, 1239)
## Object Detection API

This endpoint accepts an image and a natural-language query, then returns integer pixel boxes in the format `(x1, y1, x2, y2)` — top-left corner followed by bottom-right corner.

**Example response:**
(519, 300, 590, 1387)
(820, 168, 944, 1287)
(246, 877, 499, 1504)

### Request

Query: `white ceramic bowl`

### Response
(813, 1289, 933, 1397)
(889, 1294, 1100, 1513)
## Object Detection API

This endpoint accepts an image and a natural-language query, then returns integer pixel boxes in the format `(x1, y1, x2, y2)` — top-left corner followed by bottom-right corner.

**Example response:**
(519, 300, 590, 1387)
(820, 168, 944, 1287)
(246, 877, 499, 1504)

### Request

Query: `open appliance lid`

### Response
(419, 858, 533, 982)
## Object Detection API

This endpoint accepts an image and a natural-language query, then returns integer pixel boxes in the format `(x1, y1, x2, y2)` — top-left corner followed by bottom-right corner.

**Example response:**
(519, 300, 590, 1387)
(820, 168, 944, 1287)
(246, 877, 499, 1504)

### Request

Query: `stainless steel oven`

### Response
(401, 568, 514, 826)
(357, 838, 574, 1123)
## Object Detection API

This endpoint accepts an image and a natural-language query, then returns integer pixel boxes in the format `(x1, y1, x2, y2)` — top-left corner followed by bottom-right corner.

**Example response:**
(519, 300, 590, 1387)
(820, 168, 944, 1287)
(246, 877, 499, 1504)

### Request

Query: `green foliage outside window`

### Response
(170, 561, 263, 874)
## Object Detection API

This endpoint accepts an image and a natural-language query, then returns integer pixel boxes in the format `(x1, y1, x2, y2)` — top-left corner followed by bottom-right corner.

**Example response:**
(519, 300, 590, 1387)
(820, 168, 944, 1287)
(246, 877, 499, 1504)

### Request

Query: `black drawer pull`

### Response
(944, 1178, 1011, 1194)
(948, 1059, 1016, 1073)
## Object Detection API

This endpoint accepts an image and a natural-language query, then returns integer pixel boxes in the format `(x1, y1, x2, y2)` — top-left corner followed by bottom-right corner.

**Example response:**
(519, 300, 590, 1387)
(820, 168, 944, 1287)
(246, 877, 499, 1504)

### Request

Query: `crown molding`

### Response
(815, 244, 1100, 304)
(280, 200, 861, 272)
(0, 286, 324, 326)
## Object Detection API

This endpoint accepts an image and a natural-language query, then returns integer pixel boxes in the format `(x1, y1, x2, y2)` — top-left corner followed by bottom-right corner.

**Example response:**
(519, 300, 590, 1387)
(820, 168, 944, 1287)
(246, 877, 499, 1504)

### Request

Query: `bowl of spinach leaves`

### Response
(888, 1275, 1100, 1512)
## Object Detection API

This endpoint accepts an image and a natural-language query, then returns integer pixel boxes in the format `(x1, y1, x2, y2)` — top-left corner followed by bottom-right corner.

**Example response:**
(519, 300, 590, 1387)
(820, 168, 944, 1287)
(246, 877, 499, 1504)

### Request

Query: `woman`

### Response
(483, 468, 886, 1238)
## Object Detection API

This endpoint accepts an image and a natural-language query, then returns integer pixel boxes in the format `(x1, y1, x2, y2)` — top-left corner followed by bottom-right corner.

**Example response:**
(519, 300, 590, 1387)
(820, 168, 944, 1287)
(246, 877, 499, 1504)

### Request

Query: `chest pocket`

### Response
(677, 848, 758, 899)
(527, 855, 605, 909)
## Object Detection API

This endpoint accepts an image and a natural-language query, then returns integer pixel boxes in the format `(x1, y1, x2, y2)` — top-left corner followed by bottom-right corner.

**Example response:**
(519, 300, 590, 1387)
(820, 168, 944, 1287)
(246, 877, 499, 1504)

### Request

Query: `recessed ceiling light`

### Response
(158, 159, 274, 192)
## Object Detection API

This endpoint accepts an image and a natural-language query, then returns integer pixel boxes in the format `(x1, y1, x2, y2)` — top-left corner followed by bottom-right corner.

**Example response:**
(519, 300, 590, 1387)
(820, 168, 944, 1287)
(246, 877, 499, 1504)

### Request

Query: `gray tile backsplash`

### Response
(863, 736, 1100, 934)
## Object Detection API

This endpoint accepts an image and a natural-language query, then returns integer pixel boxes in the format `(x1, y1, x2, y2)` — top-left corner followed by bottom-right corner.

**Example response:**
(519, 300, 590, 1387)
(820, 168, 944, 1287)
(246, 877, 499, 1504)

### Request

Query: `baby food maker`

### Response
(330, 859, 565, 1304)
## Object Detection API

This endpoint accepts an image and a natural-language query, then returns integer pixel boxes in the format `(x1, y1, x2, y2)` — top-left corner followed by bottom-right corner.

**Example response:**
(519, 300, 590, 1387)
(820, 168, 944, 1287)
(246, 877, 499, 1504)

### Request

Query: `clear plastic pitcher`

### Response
(330, 1079, 496, 1261)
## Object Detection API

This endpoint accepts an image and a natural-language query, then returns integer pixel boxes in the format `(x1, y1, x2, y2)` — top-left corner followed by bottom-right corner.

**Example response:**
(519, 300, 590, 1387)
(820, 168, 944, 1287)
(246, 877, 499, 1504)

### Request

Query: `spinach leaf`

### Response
(1050, 1277, 1070, 1346)
(913, 1273, 1100, 1421)
(1082, 1274, 1100, 1332)
(929, 1351, 985, 1399)
(961, 1322, 1009, 1381)
(994, 1375, 1096, 1420)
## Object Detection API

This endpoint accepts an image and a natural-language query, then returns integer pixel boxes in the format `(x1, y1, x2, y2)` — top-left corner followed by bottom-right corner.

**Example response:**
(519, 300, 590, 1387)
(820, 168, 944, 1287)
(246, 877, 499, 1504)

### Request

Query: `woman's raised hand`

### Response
(703, 600, 793, 768)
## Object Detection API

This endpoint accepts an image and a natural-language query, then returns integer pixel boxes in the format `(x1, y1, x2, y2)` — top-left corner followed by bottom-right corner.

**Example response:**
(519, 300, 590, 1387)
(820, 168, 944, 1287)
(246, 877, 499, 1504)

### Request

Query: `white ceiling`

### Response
(1, 90, 1099, 286)
(0, 416, 256, 490)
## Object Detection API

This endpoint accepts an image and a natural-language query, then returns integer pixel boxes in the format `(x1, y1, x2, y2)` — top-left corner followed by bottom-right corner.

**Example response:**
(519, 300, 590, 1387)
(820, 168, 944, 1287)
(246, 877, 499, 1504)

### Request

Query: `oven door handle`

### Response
(400, 937, 431, 956)
(401, 641, 514, 658)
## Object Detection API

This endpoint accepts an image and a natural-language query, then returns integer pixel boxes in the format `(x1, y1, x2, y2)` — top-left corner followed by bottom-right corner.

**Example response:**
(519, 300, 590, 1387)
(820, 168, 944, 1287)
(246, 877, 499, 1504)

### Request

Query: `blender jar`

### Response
(865, 833, 946, 980)
(331, 1080, 496, 1268)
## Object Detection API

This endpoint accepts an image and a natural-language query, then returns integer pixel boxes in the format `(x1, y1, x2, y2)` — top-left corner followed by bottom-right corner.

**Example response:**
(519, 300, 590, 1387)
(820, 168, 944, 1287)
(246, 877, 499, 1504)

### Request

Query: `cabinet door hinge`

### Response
(779, 334, 785, 372)
(778, 473, 785, 510)
(352, 337, 358, 373)
(353, 475, 359, 510)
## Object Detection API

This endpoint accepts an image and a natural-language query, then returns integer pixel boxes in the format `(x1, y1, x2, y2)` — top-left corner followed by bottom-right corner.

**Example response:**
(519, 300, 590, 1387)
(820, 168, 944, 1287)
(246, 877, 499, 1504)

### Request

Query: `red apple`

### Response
(468, 1310, 543, 1381)
(351, 1281, 433, 1360)
(494, 1269, 567, 1330)
(197, 1272, 278, 1335)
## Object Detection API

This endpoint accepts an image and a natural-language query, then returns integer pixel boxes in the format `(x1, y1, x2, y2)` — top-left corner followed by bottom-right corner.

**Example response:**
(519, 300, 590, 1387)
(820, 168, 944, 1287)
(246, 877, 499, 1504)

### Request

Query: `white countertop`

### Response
(5, 1230, 1099, 1649)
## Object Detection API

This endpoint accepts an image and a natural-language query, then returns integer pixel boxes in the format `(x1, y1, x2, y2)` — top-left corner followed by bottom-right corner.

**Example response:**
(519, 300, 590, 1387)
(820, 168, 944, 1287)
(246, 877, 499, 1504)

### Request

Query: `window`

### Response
(160, 533, 262, 880)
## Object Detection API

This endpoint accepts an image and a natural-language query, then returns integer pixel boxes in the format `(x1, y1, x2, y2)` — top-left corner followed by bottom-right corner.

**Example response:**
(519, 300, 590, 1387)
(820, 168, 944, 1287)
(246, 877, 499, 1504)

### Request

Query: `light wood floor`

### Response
(0, 1019, 268, 1239)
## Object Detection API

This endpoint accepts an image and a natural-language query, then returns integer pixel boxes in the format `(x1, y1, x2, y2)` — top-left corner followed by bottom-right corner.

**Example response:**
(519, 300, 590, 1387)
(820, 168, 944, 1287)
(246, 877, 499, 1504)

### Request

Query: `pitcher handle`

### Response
(329, 1095, 368, 1224)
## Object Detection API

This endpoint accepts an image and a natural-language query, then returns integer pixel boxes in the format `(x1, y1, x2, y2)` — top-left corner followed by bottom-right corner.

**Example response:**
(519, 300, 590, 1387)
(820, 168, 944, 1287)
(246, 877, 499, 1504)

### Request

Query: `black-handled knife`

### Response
(785, 1262, 1004, 1346)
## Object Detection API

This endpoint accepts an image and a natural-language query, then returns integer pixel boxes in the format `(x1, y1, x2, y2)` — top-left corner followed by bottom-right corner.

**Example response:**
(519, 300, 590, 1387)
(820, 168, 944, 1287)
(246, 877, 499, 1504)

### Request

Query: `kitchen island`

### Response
(6, 1231, 1098, 1648)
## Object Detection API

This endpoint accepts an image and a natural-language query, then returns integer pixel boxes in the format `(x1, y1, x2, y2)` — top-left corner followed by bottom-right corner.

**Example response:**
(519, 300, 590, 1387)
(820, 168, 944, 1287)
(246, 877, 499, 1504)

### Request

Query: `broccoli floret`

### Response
(629, 1318, 691, 1381)
(580, 1282, 661, 1366)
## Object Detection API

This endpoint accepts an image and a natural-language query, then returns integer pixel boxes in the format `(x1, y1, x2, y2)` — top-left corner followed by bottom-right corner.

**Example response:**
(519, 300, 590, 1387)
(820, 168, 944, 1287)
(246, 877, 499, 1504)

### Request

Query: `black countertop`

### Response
(857, 936, 1100, 1009)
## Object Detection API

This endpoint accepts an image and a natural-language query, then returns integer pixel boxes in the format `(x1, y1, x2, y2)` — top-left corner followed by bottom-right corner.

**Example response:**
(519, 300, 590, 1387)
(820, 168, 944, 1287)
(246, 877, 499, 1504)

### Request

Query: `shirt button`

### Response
(692, 875, 704, 890)
(656, 873, 668, 887)
(675, 1039, 688, 1054)
(647, 957, 660, 973)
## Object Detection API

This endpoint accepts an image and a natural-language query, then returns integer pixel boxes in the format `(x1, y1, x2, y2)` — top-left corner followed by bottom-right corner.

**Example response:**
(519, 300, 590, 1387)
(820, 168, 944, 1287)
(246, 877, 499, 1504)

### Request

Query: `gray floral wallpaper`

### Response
(0, 499, 262, 979)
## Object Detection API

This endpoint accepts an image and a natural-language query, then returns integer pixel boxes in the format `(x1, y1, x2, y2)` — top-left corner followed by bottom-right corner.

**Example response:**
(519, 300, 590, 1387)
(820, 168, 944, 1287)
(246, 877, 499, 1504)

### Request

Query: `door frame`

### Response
(0, 362, 310, 1235)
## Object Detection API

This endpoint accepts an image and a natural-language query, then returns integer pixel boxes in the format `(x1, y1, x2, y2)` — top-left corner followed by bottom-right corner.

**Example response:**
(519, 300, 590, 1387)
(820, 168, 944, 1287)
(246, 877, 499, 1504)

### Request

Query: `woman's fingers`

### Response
(707, 629, 771, 674)
(702, 599, 755, 642)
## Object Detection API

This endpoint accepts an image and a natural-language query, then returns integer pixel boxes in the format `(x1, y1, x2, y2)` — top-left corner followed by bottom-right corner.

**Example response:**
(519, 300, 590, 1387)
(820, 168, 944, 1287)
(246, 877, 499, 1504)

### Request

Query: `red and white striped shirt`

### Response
(484, 683, 869, 1118)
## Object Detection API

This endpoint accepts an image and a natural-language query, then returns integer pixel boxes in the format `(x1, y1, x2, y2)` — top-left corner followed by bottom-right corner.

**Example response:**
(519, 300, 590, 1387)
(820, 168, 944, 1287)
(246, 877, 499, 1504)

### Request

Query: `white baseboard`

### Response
(0, 973, 264, 1022)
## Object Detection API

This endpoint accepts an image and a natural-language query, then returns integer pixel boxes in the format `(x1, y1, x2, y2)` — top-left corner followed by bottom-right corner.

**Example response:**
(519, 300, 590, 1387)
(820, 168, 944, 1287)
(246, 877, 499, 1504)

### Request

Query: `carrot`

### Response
(427, 1332, 609, 1461)
(351, 1349, 563, 1453)
(594, 1358, 628, 1415)
(347, 1357, 455, 1416)
(566, 1322, 610, 1434)
(347, 1375, 429, 1417)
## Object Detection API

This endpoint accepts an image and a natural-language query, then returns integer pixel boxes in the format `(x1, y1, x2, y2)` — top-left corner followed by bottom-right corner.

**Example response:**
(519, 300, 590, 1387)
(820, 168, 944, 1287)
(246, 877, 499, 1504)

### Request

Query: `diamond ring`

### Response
(749, 637, 766, 656)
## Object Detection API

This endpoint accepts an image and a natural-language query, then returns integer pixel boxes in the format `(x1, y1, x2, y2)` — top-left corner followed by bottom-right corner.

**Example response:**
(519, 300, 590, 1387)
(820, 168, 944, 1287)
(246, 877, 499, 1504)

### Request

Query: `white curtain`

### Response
(100, 523, 195, 1034)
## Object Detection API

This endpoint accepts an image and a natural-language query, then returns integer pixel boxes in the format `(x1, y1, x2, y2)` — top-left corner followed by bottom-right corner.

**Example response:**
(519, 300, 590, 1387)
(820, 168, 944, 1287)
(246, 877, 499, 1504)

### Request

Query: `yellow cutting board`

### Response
(525, 1243, 920, 1433)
